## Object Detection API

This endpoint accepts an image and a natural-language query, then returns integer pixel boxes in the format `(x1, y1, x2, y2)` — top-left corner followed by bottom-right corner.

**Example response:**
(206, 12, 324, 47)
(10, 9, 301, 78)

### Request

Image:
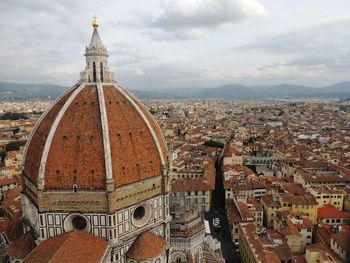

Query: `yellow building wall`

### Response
(280, 202, 317, 224)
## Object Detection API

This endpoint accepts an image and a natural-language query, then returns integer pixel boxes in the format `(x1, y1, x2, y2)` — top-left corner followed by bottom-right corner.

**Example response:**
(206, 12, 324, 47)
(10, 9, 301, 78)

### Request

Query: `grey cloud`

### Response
(108, 42, 158, 67)
(0, 0, 100, 84)
(239, 17, 350, 55)
(113, 0, 269, 40)
(152, 0, 267, 30)
(116, 63, 205, 90)
(239, 17, 350, 81)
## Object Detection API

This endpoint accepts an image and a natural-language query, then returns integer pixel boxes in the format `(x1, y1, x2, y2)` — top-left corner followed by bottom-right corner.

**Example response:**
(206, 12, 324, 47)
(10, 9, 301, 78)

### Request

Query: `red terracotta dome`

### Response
(23, 84, 167, 190)
(126, 231, 167, 260)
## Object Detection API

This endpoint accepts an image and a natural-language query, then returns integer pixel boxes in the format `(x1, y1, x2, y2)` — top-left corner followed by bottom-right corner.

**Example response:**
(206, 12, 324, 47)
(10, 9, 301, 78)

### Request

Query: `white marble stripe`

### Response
(38, 84, 86, 184)
(23, 84, 79, 162)
(123, 88, 167, 158)
(113, 84, 166, 166)
(97, 83, 113, 180)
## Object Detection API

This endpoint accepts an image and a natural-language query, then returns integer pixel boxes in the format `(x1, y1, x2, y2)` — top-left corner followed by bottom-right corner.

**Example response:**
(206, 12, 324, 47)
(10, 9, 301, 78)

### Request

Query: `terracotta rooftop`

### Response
(6, 232, 35, 259)
(280, 193, 317, 206)
(23, 230, 108, 263)
(306, 243, 342, 263)
(1, 187, 22, 216)
(23, 84, 167, 190)
(171, 178, 213, 192)
(239, 222, 292, 263)
(261, 195, 281, 208)
(0, 176, 19, 187)
(126, 231, 167, 260)
(224, 179, 266, 191)
(318, 204, 350, 219)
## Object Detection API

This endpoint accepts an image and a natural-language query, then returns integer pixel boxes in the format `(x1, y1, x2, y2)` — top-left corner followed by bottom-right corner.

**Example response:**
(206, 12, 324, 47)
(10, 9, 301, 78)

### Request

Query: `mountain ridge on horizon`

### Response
(0, 80, 349, 100)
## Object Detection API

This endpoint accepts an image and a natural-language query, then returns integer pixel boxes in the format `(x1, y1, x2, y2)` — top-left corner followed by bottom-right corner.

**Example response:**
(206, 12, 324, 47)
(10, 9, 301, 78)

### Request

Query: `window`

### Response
(92, 62, 97, 82)
(133, 206, 145, 220)
(72, 215, 87, 230)
(100, 62, 104, 81)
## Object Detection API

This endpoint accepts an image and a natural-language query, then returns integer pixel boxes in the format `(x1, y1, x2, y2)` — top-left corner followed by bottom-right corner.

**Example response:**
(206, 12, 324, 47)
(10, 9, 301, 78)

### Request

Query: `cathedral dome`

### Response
(126, 231, 167, 261)
(23, 84, 167, 190)
(23, 20, 167, 193)
(21, 20, 170, 262)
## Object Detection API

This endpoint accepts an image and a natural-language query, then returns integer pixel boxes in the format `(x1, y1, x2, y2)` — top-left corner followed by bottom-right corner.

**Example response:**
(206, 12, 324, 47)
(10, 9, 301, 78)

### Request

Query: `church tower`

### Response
(21, 19, 171, 263)
(80, 18, 114, 83)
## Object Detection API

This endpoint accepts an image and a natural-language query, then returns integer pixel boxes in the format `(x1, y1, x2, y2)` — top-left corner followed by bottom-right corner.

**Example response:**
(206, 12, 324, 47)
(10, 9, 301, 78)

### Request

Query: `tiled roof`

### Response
(171, 179, 212, 192)
(261, 195, 281, 208)
(23, 84, 167, 190)
(6, 232, 35, 259)
(1, 186, 22, 213)
(0, 176, 19, 187)
(127, 231, 167, 260)
(318, 204, 350, 219)
(23, 230, 108, 263)
(224, 179, 266, 191)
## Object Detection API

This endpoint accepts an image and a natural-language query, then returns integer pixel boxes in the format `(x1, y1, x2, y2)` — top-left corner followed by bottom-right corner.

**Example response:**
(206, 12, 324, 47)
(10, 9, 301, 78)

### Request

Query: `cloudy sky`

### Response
(1, 0, 350, 90)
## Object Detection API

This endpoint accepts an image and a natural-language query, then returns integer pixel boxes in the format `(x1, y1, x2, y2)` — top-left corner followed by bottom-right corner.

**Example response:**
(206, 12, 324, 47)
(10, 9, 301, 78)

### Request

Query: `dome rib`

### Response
(23, 85, 79, 185)
(96, 83, 113, 182)
(23, 84, 167, 191)
(115, 85, 166, 166)
(123, 88, 168, 163)
(38, 84, 86, 189)
(23, 84, 79, 163)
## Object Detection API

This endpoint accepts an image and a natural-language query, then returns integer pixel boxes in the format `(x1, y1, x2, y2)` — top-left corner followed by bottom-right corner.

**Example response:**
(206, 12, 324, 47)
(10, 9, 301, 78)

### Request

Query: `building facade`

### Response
(21, 19, 171, 263)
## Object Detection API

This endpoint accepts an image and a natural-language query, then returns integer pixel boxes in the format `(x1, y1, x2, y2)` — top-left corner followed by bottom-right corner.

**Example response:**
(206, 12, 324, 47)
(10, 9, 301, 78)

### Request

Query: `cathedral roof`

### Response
(23, 230, 108, 263)
(23, 84, 167, 190)
(23, 19, 167, 192)
(127, 231, 167, 260)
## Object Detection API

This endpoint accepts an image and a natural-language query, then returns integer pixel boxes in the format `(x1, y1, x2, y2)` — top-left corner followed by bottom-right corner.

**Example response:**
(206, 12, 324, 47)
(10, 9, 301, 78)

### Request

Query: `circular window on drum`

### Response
(64, 213, 90, 232)
(72, 215, 87, 230)
(131, 203, 152, 228)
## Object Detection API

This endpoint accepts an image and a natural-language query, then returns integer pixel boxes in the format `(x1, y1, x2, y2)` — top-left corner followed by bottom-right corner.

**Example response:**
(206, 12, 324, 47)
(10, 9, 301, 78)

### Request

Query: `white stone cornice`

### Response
(38, 84, 86, 189)
(114, 84, 166, 166)
(96, 84, 114, 190)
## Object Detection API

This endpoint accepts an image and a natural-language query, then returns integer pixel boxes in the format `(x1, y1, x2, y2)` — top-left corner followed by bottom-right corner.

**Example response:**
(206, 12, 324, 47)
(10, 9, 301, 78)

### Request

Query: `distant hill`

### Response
(0, 82, 177, 100)
(0, 81, 349, 100)
(0, 82, 67, 100)
(148, 82, 350, 99)
(188, 82, 350, 99)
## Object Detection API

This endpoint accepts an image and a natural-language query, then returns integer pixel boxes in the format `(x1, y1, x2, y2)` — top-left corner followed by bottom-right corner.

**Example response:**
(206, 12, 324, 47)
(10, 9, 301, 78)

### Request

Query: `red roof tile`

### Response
(23, 84, 168, 190)
(127, 231, 167, 260)
(23, 230, 108, 263)
(318, 204, 350, 219)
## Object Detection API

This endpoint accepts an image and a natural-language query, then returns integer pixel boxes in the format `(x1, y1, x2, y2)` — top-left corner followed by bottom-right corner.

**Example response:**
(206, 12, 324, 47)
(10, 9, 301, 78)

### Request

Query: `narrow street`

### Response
(205, 158, 241, 263)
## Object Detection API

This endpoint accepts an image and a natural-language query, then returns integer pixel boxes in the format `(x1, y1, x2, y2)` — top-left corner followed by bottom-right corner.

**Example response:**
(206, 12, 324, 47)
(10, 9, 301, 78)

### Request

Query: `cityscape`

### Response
(1, 1, 350, 263)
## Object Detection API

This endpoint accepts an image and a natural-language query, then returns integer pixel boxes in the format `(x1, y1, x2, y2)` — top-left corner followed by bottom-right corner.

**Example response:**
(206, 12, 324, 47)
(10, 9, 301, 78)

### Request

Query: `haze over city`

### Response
(1, 0, 350, 89)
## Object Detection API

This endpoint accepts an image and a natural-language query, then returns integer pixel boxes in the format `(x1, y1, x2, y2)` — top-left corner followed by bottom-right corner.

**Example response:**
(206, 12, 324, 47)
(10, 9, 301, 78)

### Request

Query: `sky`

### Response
(1, 0, 350, 90)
